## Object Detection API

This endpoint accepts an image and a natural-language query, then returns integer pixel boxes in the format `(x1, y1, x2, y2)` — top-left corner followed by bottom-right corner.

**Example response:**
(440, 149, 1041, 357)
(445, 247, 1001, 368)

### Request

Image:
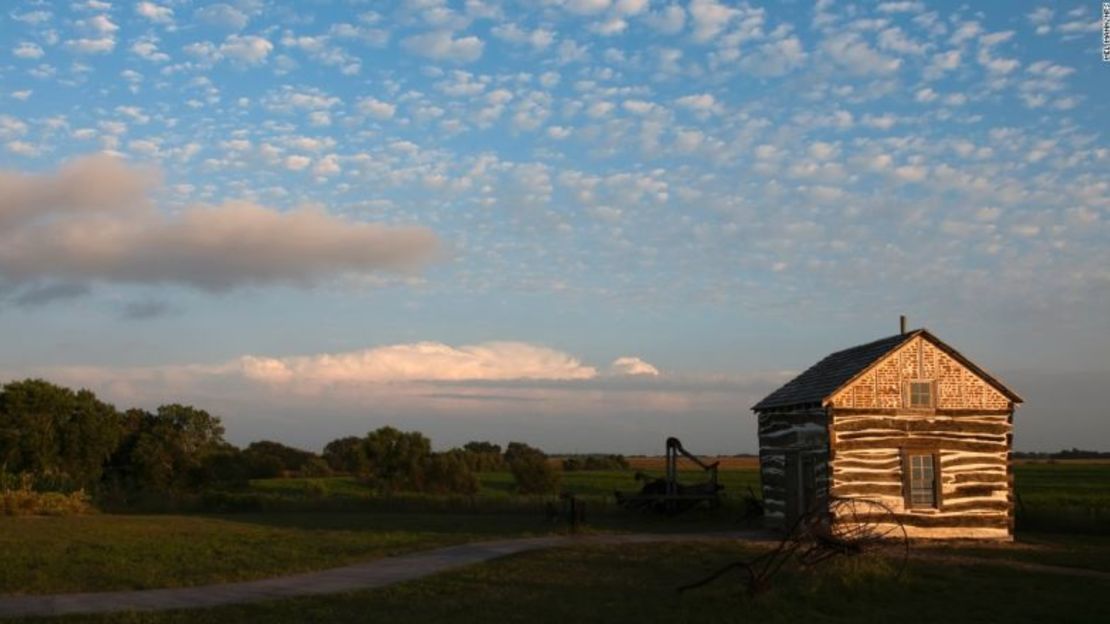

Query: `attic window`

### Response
(908, 381, 934, 408)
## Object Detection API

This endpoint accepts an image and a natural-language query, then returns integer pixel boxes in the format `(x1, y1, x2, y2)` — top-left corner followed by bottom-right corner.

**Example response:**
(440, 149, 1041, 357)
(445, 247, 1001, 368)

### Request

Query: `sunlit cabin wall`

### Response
(827, 336, 1015, 540)
(757, 406, 829, 530)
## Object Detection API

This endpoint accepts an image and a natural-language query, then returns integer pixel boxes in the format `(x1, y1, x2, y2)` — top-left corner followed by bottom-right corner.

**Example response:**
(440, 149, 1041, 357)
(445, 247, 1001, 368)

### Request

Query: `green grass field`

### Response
(245, 463, 1106, 532)
(0, 512, 549, 595)
(0, 462, 1105, 607)
(16, 541, 1109, 624)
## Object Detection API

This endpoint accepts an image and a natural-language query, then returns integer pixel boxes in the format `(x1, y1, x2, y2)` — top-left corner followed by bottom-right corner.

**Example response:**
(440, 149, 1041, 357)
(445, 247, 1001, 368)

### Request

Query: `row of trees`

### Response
(0, 379, 236, 496)
(321, 430, 560, 495)
(0, 379, 564, 498)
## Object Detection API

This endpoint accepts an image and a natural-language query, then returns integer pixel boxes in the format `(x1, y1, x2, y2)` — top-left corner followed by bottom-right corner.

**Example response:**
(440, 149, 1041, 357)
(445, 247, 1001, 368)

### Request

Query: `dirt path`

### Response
(0, 531, 766, 618)
(2, 531, 1106, 618)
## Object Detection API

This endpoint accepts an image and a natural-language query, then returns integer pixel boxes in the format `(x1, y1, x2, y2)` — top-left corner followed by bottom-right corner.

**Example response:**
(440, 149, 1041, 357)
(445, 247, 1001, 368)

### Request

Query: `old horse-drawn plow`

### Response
(680, 497, 909, 595)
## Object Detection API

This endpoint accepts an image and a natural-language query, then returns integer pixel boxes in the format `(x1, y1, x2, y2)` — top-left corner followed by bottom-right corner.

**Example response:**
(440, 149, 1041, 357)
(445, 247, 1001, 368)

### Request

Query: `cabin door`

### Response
(785, 451, 819, 527)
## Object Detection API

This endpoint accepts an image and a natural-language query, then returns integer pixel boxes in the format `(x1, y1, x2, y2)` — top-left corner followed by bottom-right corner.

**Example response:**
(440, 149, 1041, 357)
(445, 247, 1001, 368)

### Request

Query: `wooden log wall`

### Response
(758, 406, 829, 528)
(829, 411, 1012, 540)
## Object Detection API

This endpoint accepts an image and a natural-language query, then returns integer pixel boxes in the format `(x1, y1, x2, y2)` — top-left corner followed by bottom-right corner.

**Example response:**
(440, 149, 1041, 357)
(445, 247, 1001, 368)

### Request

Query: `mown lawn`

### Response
(2, 462, 1105, 596)
(20, 541, 1109, 624)
(0, 513, 551, 595)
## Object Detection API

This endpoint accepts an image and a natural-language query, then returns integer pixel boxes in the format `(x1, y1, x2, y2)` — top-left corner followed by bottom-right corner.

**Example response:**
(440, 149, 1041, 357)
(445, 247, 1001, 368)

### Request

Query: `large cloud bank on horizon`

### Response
(0, 155, 440, 294)
(239, 341, 612, 383)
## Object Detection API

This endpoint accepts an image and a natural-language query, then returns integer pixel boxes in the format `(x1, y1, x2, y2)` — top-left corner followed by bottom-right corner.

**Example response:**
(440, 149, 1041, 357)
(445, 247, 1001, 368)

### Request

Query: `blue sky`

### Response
(0, 0, 1107, 453)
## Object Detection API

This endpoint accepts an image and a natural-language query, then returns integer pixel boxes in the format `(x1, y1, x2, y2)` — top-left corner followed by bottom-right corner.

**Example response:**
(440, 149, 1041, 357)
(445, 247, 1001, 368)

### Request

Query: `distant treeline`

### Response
(1014, 449, 1110, 460)
(0, 379, 562, 512)
(560, 455, 630, 471)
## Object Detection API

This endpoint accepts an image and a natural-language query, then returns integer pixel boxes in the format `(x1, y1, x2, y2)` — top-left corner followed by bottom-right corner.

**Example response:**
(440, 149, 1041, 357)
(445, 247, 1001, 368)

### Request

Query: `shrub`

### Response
(300, 457, 333, 478)
(563, 454, 630, 471)
(423, 451, 480, 495)
(505, 442, 561, 495)
(0, 474, 94, 516)
(322, 436, 370, 475)
(243, 440, 318, 476)
(363, 427, 432, 492)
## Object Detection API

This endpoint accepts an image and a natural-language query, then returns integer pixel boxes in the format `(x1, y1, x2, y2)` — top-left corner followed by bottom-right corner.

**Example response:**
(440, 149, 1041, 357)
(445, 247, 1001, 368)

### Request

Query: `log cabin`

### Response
(752, 320, 1022, 540)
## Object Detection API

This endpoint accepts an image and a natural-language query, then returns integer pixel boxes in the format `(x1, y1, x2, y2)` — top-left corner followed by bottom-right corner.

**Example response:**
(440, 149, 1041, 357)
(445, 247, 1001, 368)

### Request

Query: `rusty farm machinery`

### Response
(679, 497, 910, 595)
(615, 437, 724, 515)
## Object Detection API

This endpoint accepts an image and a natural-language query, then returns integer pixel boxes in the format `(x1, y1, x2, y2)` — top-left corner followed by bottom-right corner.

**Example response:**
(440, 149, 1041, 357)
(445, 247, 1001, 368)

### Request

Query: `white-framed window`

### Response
(906, 452, 939, 509)
(908, 380, 934, 408)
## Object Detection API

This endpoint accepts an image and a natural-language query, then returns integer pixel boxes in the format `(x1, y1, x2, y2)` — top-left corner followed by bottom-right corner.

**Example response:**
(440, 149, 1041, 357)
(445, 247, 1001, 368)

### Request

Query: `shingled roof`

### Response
(753, 332, 915, 410)
(752, 328, 1023, 411)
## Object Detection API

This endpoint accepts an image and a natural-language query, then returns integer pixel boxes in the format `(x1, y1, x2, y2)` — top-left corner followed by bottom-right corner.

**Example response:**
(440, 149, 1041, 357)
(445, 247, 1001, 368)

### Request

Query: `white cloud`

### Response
(313, 154, 341, 177)
(131, 38, 170, 62)
(645, 3, 686, 35)
(1027, 8, 1053, 35)
(675, 93, 721, 114)
(689, 0, 736, 42)
(820, 32, 901, 75)
(610, 356, 660, 376)
(241, 341, 598, 384)
(13, 42, 45, 59)
(11, 10, 51, 25)
(737, 36, 806, 76)
(0, 155, 440, 292)
(590, 17, 628, 36)
(0, 114, 26, 138)
(547, 126, 571, 140)
(196, 3, 249, 30)
(358, 96, 396, 120)
(6, 141, 40, 157)
(491, 24, 555, 50)
(220, 35, 273, 66)
(877, 1, 923, 13)
(66, 38, 116, 54)
(564, 0, 611, 16)
(949, 21, 982, 46)
(808, 141, 837, 160)
(402, 31, 484, 63)
(83, 14, 118, 35)
(284, 154, 312, 170)
(893, 164, 928, 182)
(915, 87, 937, 102)
(614, 0, 648, 16)
(877, 27, 927, 55)
(135, 2, 173, 24)
(976, 31, 1019, 74)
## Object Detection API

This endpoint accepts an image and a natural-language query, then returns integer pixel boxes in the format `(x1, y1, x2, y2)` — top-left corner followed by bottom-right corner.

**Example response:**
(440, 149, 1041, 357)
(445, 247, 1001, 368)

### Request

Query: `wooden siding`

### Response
(828, 336, 1012, 411)
(828, 411, 1012, 540)
(757, 407, 829, 529)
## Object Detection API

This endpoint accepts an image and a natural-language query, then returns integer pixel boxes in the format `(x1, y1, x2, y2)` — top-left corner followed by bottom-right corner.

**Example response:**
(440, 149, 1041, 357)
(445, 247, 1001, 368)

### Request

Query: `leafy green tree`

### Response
(362, 426, 431, 492)
(242, 440, 317, 478)
(459, 441, 506, 472)
(322, 436, 370, 475)
(0, 379, 121, 489)
(122, 404, 228, 492)
(423, 450, 480, 495)
(463, 441, 501, 455)
(505, 441, 560, 495)
(300, 456, 333, 478)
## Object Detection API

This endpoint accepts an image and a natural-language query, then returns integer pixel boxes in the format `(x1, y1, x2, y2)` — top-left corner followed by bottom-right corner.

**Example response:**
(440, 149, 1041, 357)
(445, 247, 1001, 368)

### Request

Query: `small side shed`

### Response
(752, 326, 1022, 540)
